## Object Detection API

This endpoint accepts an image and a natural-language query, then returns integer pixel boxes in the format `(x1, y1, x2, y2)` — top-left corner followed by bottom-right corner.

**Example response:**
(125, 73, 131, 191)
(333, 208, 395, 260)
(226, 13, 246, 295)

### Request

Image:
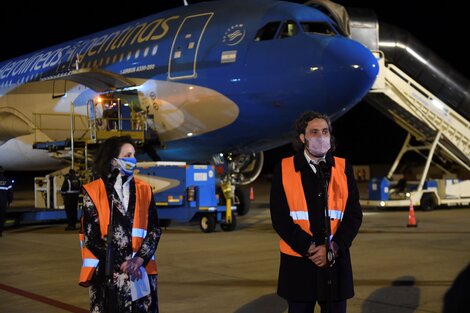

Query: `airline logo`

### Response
(222, 24, 246, 46)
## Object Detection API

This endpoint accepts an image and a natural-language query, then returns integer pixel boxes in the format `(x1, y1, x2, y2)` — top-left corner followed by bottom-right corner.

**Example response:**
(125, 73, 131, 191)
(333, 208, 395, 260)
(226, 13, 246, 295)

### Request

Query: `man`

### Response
(270, 111, 362, 313)
(0, 166, 13, 237)
(61, 169, 82, 231)
(94, 101, 104, 129)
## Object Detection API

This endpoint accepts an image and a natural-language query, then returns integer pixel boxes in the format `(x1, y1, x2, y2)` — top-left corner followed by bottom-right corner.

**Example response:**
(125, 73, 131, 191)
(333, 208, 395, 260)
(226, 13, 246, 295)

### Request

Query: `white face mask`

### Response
(305, 136, 331, 157)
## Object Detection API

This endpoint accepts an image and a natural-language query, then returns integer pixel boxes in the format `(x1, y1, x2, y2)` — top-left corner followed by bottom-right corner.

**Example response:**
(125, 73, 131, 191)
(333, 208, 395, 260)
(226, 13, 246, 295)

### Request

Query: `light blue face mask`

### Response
(114, 157, 137, 176)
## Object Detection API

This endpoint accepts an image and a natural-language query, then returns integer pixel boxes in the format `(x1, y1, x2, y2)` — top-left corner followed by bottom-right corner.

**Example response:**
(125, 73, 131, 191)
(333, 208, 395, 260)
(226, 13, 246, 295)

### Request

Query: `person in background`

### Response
(269, 111, 363, 313)
(61, 168, 82, 231)
(0, 166, 13, 237)
(79, 136, 161, 312)
(95, 101, 104, 130)
(103, 103, 118, 130)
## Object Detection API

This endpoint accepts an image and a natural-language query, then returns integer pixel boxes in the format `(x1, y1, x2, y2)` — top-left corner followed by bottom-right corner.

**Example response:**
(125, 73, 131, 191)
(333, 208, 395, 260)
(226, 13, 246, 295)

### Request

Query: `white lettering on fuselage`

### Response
(120, 64, 156, 75)
(0, 15, 180, 82)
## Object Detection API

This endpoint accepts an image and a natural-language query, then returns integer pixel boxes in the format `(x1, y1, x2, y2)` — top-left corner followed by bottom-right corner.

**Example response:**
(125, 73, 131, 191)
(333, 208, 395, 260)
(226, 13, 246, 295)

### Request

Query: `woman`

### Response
(79, 136, 161, 312)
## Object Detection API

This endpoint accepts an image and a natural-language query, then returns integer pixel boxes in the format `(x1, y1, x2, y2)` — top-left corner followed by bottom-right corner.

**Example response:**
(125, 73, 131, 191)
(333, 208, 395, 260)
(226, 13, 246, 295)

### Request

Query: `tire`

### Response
(420, 193, 436, 211)
(200, 214, 216, 233)
(220, 213, 237, 231)
(234, 187, 250, 216)
(159, 219, 171, 228)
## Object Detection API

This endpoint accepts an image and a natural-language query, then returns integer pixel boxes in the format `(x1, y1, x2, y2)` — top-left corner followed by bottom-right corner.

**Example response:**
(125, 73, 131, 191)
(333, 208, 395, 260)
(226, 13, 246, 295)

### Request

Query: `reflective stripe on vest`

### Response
(79, 232, 99, 286)
(79, 177, 157, 286)
(279, 156, 348, 257)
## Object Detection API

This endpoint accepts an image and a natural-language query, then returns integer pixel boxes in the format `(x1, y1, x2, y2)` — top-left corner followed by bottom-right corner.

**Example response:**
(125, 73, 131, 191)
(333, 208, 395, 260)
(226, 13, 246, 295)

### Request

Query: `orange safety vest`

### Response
(79, 177, 157, 287)
(279, 156, 348, 257)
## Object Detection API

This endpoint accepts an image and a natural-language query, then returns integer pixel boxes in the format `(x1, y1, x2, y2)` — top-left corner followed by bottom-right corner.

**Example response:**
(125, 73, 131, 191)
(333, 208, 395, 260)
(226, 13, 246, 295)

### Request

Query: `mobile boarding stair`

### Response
(361, 58, 470, 209)
(346, 10, 470, 209)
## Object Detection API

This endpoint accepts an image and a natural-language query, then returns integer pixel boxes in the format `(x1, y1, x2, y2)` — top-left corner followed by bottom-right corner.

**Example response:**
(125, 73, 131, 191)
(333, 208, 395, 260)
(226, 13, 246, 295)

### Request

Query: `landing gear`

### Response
(214, 151, 263, 216)
(220, 213, 237, 231)
(227, 152, 264, 186)
(234, 187, 250, 216)
(217, 185, 251, 216)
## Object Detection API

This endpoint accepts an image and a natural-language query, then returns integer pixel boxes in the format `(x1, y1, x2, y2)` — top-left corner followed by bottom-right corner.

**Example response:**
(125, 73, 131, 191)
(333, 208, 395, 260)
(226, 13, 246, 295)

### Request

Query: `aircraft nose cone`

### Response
(322, 37, 379, 118)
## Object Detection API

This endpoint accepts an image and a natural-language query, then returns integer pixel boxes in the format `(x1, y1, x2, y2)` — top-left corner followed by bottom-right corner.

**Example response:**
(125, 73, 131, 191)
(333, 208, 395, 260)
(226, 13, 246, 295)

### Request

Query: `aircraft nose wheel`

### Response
(220, 213, 237, 231)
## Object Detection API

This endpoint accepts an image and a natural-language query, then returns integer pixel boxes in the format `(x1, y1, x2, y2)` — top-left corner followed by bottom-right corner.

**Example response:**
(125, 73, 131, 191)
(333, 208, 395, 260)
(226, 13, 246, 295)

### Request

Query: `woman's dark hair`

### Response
(93, 136, 134, 179)
(292, 111, 335, 152)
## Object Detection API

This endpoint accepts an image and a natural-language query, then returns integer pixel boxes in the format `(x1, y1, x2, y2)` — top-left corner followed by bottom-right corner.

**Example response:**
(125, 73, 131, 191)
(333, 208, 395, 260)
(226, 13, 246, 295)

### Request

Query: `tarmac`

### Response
(1, 178, 470, 313)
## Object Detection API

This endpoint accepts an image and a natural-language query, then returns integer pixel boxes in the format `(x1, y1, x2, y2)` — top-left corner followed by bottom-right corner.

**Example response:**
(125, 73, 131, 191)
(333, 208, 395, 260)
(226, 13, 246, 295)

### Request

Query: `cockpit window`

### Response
(300, 22, 336, 36)
(254, 21, 281, 41)
(279, 20, 299, 39)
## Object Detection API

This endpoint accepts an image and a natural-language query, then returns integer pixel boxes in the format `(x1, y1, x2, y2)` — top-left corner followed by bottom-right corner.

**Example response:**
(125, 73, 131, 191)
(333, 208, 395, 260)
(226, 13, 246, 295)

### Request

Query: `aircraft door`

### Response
(169, 13, 213, 79)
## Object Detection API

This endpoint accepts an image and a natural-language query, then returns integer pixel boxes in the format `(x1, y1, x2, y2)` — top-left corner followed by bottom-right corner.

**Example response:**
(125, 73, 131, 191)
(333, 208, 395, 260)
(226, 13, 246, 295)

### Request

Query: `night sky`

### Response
(1, 0, 467, 170)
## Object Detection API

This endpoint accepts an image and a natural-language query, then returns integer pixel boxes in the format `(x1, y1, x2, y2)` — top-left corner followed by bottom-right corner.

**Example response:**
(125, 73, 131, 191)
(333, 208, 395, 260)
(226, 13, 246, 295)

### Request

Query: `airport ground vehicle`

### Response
(360, 176, 470, 210)
(28, 162, 237, 232)
(135, 161, 237, 232)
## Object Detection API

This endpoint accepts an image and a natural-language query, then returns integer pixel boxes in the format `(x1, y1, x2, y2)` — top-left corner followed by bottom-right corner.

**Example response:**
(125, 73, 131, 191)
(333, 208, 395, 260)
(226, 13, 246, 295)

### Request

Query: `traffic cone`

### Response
(407, 198, 418, 227)
(249, 186, 255, 201)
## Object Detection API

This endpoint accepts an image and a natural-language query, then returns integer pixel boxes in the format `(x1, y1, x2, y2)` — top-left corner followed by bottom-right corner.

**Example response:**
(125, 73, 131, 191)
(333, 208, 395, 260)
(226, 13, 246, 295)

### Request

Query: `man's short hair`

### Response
(294, 111, 332, 136)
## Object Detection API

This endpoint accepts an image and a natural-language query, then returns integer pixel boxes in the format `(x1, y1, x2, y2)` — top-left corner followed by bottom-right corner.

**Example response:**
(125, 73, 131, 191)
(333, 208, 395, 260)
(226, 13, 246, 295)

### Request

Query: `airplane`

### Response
(0, 0, 378, 214)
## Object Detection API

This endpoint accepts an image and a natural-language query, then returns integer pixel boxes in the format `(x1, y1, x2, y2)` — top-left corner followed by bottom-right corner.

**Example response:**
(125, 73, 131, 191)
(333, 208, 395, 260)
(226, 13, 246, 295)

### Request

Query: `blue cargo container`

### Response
(368, 177, 390, 201)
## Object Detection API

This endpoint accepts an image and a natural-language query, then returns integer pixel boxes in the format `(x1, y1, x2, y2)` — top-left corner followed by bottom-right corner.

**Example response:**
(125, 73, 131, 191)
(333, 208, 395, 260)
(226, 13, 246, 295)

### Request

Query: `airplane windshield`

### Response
(254, 21, 281, 41)
(300, 22, 336, 36)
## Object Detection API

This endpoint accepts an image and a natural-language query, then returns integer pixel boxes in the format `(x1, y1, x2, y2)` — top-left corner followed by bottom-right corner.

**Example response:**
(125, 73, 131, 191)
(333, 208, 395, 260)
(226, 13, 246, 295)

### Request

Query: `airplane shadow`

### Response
(362, 276, 420, 313)
(234, 293, 287, 313)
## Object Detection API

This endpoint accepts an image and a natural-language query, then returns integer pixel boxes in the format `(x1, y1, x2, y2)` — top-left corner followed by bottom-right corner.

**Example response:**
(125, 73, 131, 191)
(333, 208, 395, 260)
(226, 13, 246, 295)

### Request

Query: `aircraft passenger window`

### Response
(254, 21, 281, 41)
(279, 21, 298, 39)
(300, 22, 336, 36)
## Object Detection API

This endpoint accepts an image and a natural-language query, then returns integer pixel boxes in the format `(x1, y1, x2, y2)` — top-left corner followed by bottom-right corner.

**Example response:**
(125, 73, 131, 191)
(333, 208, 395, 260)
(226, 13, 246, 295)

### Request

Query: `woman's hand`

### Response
(120, 256, 144, 280)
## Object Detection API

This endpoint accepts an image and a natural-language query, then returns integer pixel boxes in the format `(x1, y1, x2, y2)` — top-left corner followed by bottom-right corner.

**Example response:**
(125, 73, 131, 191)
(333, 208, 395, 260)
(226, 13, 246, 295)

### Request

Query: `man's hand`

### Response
(307, 243, 327, 268)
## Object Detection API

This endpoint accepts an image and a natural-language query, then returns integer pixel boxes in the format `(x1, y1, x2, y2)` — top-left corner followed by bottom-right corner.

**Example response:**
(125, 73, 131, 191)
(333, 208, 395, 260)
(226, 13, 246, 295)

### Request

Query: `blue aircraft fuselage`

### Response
(0, 0, 378, 168)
